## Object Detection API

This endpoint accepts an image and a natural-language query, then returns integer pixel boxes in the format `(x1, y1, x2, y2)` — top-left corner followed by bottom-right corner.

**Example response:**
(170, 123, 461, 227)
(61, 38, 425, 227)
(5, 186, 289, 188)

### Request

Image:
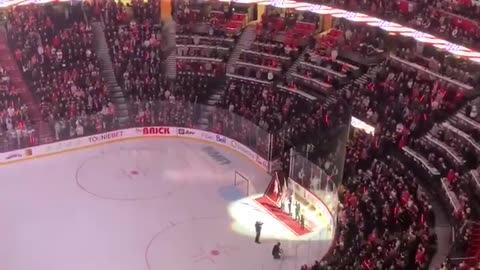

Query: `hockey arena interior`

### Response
(1, 0, 480, 269)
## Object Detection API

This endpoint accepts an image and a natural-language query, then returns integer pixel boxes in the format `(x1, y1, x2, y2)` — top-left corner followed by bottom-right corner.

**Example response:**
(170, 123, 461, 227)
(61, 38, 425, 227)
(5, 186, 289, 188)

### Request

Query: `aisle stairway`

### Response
(165, 50, 177, 79)
(285, 49, 308, 78)
(338, 63, 383, 98)
(317, 63, 383, 122)
(354, 64, 383, 86)
(196, 81, 226, 130)
(91, 22, 129, 127)
(0, 26, 53, 144)
(226, 25, 256, 73)
(163, 20, 177, 79)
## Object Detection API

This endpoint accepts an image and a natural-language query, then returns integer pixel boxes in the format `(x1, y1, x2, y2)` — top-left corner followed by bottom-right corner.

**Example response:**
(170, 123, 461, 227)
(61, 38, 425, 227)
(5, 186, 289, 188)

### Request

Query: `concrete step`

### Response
(325, 96, 337, 105)
(117, 103, 129, 110)
(207, 99, 217, 106)
(357, 78, 367, 84)
(285, 47, 309, 75)
(205, 106, 217, 112)
(210, 94, 222, 100)
(93, 19, 128, 124)
(103, 71, 115, 76)
(214, 89, 225, 94)
(199, 118, 209, 124)
(116, 110, 129, 117)
(227, 25, 256, 66)
(196, 124, 208, 130)
(104, 76, 118, 85)
(117, 116, 130, 124)
(111, 96, 126, 102)
(111, 91, 124, 98)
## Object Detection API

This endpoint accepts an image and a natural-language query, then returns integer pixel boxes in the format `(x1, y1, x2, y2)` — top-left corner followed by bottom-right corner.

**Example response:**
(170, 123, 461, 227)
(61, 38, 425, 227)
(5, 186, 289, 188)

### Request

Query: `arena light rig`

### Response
(4, 0, 480, 61)
(221, 0, 480, 63)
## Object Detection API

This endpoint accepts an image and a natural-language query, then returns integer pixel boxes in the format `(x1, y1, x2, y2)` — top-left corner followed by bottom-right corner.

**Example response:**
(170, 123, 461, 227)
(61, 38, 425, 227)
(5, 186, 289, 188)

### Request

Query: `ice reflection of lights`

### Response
(228, 194, 333, 241)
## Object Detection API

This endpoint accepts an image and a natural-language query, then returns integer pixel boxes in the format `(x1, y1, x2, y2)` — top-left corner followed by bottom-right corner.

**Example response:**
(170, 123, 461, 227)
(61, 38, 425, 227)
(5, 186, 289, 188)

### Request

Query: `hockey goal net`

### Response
(234, 171, 249, 196)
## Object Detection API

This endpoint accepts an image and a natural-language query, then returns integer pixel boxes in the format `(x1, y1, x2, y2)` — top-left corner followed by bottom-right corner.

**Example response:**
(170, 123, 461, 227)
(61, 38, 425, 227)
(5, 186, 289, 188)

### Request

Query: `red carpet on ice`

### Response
(254, 196, 312, 236)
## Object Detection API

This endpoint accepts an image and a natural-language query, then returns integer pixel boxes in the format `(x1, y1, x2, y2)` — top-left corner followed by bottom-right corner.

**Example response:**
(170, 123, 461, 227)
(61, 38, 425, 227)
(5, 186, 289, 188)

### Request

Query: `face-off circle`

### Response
(75, 148, 188, 200)
(0, 139, 333, 270)
(145, 217, 246, 269)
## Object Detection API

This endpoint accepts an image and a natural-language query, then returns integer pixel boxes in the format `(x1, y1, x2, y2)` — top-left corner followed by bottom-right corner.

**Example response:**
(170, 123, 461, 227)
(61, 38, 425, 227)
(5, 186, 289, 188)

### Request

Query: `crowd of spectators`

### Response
(3, 1, 480, 269)
(176, 34, 232, 62)
(402, 97, 480, 268)
(313, 18, 479, 89)
(116, 30, 472, 268)
(229, 10, 317, 84)
(393, 43, 478, 86)
(288, 21, 383, 95)
(174, 0, 247, 37)
(292, 9, 480, 270)
(0, 65, 33, 150)
(311, 0, 480, 52)
(212, 77, 351, 165)
(176, 34, 230, 75)
(278, 9, 480, 270)
(321, 148, 436, 270)
(258, 7, 319, 42)
(106, 19, 164, 95)
(103, 0, 166, 123)
(344, 58, 465, 141)
(145, 4, 479, 268)
(6, 4, 115, 141)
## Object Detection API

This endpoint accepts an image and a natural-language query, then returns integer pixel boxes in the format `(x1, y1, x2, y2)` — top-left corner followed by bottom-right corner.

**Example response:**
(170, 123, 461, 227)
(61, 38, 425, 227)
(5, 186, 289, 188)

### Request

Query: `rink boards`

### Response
(0, 126, 334, 228)
(0, 127, 266, 168)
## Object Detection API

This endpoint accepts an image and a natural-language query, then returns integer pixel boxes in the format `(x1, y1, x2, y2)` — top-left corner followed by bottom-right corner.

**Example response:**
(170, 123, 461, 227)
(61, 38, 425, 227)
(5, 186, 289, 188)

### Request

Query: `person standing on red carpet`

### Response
(255, 221, 263, 244)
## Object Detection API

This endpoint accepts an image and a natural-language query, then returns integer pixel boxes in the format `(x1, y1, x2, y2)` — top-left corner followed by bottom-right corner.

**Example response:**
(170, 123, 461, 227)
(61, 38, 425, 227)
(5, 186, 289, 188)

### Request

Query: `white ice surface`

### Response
(0, 139, 333, 270)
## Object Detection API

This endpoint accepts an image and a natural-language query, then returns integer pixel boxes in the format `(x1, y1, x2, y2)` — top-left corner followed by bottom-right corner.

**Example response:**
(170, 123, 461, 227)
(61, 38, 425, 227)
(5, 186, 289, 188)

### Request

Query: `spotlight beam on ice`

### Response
(228, 194, 333, 241)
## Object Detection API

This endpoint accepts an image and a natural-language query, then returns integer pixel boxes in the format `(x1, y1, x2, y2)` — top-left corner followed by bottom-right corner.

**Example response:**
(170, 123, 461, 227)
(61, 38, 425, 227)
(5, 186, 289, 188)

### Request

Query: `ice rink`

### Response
(0, 138, 333, 270)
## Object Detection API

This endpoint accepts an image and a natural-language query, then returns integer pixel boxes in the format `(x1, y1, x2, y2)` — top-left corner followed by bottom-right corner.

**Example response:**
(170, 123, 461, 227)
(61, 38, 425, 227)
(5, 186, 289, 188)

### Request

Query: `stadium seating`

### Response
(4, 1, 480, 269)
